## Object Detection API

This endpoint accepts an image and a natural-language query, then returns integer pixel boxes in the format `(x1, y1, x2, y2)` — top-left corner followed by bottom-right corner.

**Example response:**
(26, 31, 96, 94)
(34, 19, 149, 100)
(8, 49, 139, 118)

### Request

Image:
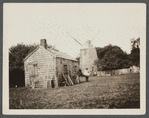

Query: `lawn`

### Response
(9, 73, 140, 109)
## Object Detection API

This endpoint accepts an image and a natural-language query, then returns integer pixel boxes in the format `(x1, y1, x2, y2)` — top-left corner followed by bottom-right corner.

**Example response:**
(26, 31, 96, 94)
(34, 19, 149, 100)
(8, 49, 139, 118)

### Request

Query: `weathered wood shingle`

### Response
(24, 39, 79, 88)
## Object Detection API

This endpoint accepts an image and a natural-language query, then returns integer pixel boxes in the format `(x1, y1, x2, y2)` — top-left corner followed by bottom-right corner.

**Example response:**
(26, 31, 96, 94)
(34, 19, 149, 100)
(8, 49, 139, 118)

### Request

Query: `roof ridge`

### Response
(24, 46, 78, 62)
(47, 48, 77, 61)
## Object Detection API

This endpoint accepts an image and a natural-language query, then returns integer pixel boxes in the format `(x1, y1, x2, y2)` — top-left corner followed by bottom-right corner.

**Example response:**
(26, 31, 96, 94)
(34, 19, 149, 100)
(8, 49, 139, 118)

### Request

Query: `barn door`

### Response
(63, 65, 68, 81)
(28, 63, 38, 88)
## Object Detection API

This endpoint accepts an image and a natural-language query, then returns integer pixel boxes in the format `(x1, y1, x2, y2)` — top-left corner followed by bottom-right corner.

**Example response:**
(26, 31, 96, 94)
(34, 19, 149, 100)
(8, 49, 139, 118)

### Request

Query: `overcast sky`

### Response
(4, 3, 146, 58)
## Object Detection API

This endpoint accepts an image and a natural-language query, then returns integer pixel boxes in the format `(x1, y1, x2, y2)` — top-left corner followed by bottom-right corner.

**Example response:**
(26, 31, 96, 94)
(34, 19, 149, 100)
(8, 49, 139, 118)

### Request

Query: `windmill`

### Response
(66, 29, 99, 75)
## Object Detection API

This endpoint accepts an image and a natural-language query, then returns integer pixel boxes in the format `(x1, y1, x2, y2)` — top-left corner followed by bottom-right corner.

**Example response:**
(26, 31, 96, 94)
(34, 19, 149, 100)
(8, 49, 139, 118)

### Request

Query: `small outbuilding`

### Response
(24, 39, 79, 88)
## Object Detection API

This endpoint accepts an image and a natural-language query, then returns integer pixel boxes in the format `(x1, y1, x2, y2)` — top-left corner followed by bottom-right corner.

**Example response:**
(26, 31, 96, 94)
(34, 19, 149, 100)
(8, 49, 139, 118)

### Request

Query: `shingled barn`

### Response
(24, 39, 79, 88)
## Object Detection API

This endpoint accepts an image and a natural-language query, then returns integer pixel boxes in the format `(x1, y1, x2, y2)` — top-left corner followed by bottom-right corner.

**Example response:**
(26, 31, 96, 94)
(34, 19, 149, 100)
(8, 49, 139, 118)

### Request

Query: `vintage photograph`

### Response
(3, 3, 146, 114)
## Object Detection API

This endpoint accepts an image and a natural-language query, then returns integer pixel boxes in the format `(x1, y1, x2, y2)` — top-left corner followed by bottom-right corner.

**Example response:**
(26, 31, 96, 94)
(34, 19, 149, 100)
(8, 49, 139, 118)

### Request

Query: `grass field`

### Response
(9, 73, 140, 109)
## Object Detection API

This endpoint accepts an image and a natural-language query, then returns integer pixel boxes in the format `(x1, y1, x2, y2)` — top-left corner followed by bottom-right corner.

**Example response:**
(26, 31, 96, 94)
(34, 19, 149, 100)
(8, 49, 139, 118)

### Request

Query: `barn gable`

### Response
(24, 46, 56, 62)
(24, 45, 57, 88)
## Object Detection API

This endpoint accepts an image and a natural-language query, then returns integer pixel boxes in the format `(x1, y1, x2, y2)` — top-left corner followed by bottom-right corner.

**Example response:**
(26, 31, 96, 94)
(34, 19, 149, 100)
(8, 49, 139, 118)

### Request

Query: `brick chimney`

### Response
(40, 39, 47, 49)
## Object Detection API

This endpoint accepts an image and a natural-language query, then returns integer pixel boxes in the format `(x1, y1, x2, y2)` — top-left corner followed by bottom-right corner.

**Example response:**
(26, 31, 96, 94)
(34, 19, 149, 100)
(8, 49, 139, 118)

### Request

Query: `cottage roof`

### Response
(24, 46, 77, 61)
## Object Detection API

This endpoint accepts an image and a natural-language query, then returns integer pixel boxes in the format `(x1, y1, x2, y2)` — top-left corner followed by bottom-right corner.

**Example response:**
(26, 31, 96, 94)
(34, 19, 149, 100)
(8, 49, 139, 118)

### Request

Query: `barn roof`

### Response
(47, 48, 77, 61)
(24, 46, 77, 61)
(23, 46, 40, 61)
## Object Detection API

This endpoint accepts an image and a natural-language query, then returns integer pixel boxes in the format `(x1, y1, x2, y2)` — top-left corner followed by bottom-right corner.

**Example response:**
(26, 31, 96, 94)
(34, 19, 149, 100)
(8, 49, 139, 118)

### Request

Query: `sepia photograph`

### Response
(3, 3, 146, 115)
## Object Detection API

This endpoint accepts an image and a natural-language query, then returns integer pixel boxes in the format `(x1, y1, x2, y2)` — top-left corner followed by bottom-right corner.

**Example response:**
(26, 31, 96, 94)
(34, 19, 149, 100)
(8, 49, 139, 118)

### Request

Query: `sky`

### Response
(4, 3, 146, 58)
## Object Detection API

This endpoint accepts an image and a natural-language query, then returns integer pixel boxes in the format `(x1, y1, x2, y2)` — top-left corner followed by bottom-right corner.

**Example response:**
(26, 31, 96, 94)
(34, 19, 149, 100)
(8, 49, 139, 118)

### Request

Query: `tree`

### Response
(129, 37, 140, 67)
(131, 37, 140, 49)
(9, 43, 38, 71)
(95, 44, 130, 71)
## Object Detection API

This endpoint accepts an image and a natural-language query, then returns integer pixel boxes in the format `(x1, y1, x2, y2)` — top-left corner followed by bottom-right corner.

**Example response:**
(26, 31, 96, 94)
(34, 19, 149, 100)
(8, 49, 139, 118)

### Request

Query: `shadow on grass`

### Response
(66, 99, 140, 109)
(109, 100, 140, 109)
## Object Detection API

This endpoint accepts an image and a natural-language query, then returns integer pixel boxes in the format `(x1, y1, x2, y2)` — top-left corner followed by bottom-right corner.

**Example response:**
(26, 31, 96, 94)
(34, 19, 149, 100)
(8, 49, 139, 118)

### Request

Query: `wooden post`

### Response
(68, 75, 74, 85)
(62, 73, 70, 86)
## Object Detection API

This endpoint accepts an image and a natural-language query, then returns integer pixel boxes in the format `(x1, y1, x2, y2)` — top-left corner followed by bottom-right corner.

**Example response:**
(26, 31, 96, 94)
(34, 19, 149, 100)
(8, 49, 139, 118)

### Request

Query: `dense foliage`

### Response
(95, 38, 140, 71)
(129, 38, 140, 67)
(9, 43, 38, 71)
(95, 45, 130, 71)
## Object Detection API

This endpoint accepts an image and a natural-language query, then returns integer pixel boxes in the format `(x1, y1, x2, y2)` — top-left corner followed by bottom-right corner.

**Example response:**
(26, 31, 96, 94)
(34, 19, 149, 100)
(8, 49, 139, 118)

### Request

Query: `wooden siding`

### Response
(24, 46, 79, 88)
(24, 47, 56, 88)
(56, 57, 79, 86)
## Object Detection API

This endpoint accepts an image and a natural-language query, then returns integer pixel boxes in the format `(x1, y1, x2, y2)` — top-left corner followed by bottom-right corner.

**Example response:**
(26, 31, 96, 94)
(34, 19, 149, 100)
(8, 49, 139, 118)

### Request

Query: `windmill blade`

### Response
(90, 30, 100, 42)
(66, 32, 83, 46)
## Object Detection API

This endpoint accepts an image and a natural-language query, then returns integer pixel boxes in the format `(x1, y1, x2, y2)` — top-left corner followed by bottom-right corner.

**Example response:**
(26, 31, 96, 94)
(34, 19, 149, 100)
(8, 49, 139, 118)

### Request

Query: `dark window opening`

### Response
(74, 66, 77, 72)
(64, 65, 68, 74)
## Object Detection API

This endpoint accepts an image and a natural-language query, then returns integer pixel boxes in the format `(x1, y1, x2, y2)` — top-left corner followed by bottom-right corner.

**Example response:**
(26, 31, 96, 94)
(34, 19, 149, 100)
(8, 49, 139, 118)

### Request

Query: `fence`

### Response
(96, 66, 140, 76)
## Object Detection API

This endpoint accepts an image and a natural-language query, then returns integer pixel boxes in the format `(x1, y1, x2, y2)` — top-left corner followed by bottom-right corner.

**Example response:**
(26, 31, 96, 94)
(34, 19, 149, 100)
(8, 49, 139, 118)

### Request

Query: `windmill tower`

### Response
(80, 40, 98, 74)
(67, 30, 99, 75)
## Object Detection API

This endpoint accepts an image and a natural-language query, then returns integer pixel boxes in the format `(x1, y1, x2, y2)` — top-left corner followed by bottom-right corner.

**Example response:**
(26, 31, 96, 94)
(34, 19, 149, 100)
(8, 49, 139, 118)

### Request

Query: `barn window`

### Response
(30, 64, 38, 76)
(56, 71, 58, 77)
(64, 65, 68, 74)
(92, 67, 94, 71)
(74, 66, 77, 72)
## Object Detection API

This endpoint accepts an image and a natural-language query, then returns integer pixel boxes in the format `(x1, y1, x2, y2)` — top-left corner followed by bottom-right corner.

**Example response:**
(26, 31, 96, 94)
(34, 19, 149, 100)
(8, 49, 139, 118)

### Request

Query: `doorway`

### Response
(28, 63, 38, 88)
